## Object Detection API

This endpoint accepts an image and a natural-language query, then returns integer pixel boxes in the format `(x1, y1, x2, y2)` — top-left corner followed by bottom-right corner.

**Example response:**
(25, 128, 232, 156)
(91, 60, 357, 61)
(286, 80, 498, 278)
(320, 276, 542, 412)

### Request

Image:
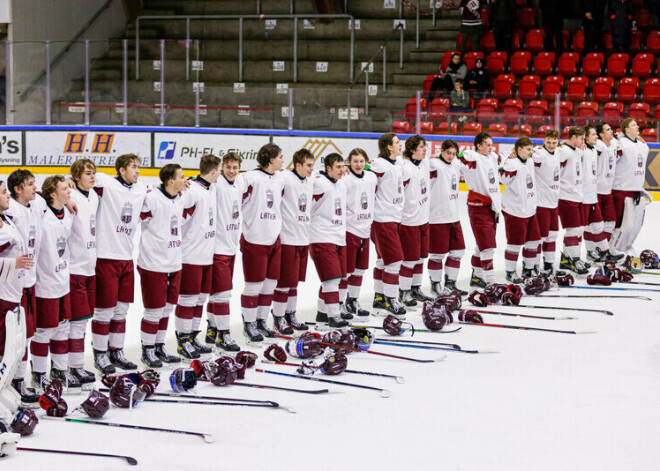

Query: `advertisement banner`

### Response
(153, 133, 269, 170)
(0, 132, 23, 165)
(273, 136, 380, 171)
(25, 131, 151, 167)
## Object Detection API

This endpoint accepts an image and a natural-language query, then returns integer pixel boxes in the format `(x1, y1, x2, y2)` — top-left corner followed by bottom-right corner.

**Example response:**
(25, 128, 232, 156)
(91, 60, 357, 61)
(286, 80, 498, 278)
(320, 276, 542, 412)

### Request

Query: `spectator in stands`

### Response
(651, 0, 660, 29)
(540, 0, 564, 54)
(489, 0, 515, 54)
(449, 79, 472, 123)
(465, 57, 490, 99)
(459, 0, 484, 56)
(583, 0, 606, 53)
(609, 0, 633, 52)
(427, 53, 467, 102)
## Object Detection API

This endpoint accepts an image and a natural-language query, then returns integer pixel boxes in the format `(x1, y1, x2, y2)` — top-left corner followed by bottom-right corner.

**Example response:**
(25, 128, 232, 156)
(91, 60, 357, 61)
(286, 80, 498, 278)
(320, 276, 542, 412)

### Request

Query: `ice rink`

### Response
(6, 191, 660, 471)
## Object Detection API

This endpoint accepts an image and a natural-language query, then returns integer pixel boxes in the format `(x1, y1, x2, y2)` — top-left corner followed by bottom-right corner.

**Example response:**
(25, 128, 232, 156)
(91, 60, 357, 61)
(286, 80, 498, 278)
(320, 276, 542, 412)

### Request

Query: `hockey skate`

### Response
(216, 330, 241, 352)
(243, 321, 264, 345)
(328, 316, 349, 328)
(506, 271, 524, 284)
(205, 322, 218, 345)
(398, 290, 418, 310)
(411, 285, 433, 302)
(345, 297, 370, 318)
(542, 261, 554, 275)
(273, 315, 294, 335)
(339, 302, 354, 320)
(444, 277, 468, 296)
(284, 311, 309, 330)
(93, 349, 116, 375)
(372, 293, 387, 310)
(176, 333, 200, 360)
(68, 367, 96, 388)
(50, 368, 82, 393)
(141, 345, 163, 369)
(11, 379, 40, 409)
(190, 331, 213, 355)
(155, 344, 181, 366)
(586, 247, 603, 263)
(559, 253, 589, 275)
(374, 296, 406, 319)
(256, 319, 277, 343)
(108, 348, 138, 371)
(30, 371, 51, 395)
(469, 269, 488, 288)
(315, 312, 330, 331)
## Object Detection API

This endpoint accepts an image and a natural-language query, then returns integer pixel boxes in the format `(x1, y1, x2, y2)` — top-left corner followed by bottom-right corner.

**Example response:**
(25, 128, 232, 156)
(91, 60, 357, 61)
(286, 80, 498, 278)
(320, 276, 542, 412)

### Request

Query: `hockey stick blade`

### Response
(18, 447, 138, 465)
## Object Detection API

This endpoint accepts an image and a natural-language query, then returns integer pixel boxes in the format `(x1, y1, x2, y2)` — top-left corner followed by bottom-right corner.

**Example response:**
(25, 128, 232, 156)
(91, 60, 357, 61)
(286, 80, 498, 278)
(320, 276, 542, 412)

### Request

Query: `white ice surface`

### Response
(7, 192, 660, 471)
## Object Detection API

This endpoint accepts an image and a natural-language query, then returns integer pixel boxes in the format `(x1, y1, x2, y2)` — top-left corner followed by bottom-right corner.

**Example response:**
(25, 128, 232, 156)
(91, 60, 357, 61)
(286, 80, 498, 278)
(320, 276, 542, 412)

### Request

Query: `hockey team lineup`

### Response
(0, 124, 659, 469)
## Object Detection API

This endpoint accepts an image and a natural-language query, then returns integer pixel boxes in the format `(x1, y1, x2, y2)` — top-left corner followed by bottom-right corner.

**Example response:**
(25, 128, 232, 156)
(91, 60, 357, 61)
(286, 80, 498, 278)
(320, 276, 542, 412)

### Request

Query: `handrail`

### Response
(19, 0, 115, 102)
(135, 14, 356, 83)
(350, 24, 403, 90)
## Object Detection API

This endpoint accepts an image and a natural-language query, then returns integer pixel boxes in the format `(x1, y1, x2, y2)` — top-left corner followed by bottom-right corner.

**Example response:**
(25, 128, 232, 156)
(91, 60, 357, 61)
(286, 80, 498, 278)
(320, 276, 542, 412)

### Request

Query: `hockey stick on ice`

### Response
(256, 368, 392, 397)
(18, 447, 137, 465)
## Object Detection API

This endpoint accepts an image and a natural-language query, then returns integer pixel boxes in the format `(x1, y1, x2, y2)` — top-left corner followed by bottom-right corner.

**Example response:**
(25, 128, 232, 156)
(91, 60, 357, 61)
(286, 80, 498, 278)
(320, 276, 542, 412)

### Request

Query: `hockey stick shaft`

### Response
(514, 304, 613, 316)
(256, 368, 391, 397)
(469, 308, 571, 320)
(17, 447, 137, 465)
(373, 337, 463, 348)
(261, 360, 405, 382)
(563, 285, 660, 293)
(536, 294, 652, 300)
(374, 340, 483, 353)
(99, 388, 279, 406)
(145, 397, 278, 408)
(306, 321, 462, 335)
(622, 280, 660, 286)
(231, 381, 330, 394)
(624, 269, 660, 276)
(459, 321, 584, 334)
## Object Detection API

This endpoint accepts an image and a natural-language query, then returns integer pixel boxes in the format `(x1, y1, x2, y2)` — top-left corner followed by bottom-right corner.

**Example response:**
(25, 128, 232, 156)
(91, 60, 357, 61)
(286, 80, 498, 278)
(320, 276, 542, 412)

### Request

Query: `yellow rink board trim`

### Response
(1, 166, 660, 202)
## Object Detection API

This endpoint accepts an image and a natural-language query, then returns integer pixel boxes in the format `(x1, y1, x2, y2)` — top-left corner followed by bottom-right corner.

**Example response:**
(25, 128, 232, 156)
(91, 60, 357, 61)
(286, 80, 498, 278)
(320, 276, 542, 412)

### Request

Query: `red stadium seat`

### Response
(535, 124, 556, 138)
(602, 102, 624, 121)
(405, 97, 427, 121)
(441, 51, 461, 72)
(392, 121, 410, 134)
(423, 74, 441, 95)
(654, 105, 660, 120)
(525, 29, 545, 52)
(617, 77, 639, 103)
(476, 98, 499, 123)
(641, 127, 657, 142)
(637, 9, 653, 32)
(549, 100, 574, 125)
(643, 78, 660, 104)
(461, 122, 483, 136)
(519, 75, 541, 100)
(464, 51, 485, 70)
(525, 100, 549, 125)
(533, 52, 555, 76)
(487, 51, 508, 75)
(648, 31, 660, 54)
(607, 53, 629, 78)
(541, 75, 565, 101)
(566, 76, 589, 102)
(557, 52, 580, 77)
(434, 121, 458, 135)
(629, 102, 651, 125)
(573, 30, 585, 54)
(510, 124, 533, 137)
(603, 32, 613, 54)
(480, 30, 497, 53)
(592, 77, 614, 103)
(419, 121, 434, 134)
(493, 74, 516, 99)
(510, 51, 532, 75)
(517, 7, 537, 29)
(486, 123, 508, 137)
(512, 29, 523, 50)
(583, 53, 604, 78)
(502, 98, 524, 124)
(576, 101, 599, 123)
(428, 98, 449, 122)
(630, 30, 643, 53)
(560, 126, 571, 139)
(632, 53, 653, 79)
(562, 29, 571, 50)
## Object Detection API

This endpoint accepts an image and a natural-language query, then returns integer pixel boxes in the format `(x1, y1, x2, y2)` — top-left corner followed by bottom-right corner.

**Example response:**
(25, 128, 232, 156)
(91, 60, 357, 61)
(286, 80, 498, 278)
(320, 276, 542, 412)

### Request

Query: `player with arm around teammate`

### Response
(581, 124, 609, 263)
(594, 122, 620, 256)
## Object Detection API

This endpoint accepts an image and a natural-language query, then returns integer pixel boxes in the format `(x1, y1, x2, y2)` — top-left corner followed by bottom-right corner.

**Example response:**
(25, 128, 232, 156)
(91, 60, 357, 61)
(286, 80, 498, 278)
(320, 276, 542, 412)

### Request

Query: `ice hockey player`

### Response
(138, 164, 187, 368)
(499, 137, 541, 282)
(175, 154, 221, 359)
(398, 135, 432, 308)
(594, 122, 619, 249)
(239, 143, 284, 344)
(428, 139, 467, 296)
(341, 148, 377, 317)
(91, 154, 147, 373)
(581, 124, 609, 262)
(531, 128, 561, 274)
(370, 133, 407, 317)
(311, 153, 349, 329)
(458, 132, 502, 286)
(67, 159, 99, 386)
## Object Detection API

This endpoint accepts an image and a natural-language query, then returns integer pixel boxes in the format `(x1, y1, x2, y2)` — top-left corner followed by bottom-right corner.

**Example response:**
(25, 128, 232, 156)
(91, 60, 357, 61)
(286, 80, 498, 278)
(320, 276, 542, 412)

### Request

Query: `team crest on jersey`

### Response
(208, 208, 214, 226)
(609, 155, 614, 170)
(28, 226, 36, 249)
(90, 214, 96, 236)
(397, 182, 402, 194)
(451, 175, 457, 191)
(121, 202, 133, 224)
(576, 164, 581, 176)
(170, 215, 179, 236)
(232, 201, 239, 219)
(56, 237, 66, 258)
(266, 189, 274, 208)
(298, 193, 308, 213)
(553, 167, 559, 182)
(637, 153, 643, 168)
(488, 168, 495, 184)
(526, 174, 533, 189)
(592, 161, 596, 175)
(360, 192, 368, 209)
(420, 178, 427, 195)
(334, 197, 342, 216)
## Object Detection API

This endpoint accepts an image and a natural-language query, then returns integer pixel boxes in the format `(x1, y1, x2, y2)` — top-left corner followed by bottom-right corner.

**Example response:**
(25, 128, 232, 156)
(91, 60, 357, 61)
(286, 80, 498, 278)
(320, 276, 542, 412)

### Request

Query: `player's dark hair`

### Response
(159, 163, 182, 185)
(544, 129, 559, 140)
(568, 126, 586, 139)
(115, 154, 140, 174)
(454, 78, 464, 85)
(7, 169, 35, 199)
(42, 175, 66, 206)
(595, 122, 610, 138)
(71, 158, 96, 181)
(441, 139, 459, 153)
(324, 153, 344, 172)
(256, 143, 282, 169)
(348, 148, 369, 163)
(292, 148, 314, 167)
(200, 154, 221, 175)
(222, 152, 242, 166)
(378, 132, 397, 159)
(474, 132, 491, 149)
(403, 135, 426, 160)
(583, 124, 596, 137)
(514, 137, 533, 151)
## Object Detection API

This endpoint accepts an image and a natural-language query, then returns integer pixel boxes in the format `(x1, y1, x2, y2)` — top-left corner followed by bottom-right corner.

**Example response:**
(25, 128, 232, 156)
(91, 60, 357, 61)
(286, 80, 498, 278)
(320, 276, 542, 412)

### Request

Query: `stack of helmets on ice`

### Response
(588, 261, 634, 285)
(38, 380, 68, 417)
(467, 283, 522, 307)
(102, 370, 160, 408)
(263, 340, 348, 376)
(421, 301, 455, 331)
(189, 350, 257, 387)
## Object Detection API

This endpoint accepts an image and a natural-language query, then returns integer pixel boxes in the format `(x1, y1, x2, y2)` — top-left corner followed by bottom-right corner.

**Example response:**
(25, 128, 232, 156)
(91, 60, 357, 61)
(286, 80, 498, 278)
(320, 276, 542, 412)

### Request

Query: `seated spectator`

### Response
(449, 79, 472, 123)
(465, 57, 490, 99)
(427, 53, 468, 102)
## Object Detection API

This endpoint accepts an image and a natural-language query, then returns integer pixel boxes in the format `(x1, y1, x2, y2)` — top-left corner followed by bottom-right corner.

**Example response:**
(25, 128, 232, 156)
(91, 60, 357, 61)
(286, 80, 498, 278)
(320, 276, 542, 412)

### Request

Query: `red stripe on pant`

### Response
(504, 251, 519, 262)
(175, 305, 195, 320)
(428, 260, 443, 270)
(481, 259, 494, 271)
(141, 320, 159, 334)
(382, 271, 398, 286)
(273, 291, 288, 303)
(347, 275, 362, 286)
(446, 257, 460, 268)
(522, 248, 536, 259)
(91, 321, 109, 335)
(69, 338, 85, 353)
(158, 317, 168, 331)
(471, 256, 481, 268)
(109, 320, 125, 334)
(542, 242, 556, 252)
(50, 339, 68, 355)
(30, 341, 49, 356)
(258, 294, 273, 307)
(241, 295, 259, 309)
(208, 302, 230, 315)
(564, 236, 580, 247)
(399, 265, 413, 278)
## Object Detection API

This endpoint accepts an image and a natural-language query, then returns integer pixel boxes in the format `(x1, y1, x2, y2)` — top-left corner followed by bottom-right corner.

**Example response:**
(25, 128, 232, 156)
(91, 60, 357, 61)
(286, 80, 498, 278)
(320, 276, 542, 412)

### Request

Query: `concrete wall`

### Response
(7, 0, 128, 123)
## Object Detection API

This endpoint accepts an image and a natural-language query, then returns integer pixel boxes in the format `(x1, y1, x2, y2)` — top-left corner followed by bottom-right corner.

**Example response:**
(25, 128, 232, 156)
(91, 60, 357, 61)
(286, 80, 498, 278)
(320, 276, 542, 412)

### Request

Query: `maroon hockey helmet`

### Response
(80, 389, 110, 419)
(500, 291, 521, 306)
(640, 249, 660, 269)
(523, 277, 545, 295)
(432, 292, 463, 311)
(206, 361, 238, 387)
(319, 352, 348, 375)
(10, 408, 39, 436)
(322, 329, 356, 352)
(286, 332, 325, 359)
(109, 377, 147, 408)
(422, 304, 452, 331)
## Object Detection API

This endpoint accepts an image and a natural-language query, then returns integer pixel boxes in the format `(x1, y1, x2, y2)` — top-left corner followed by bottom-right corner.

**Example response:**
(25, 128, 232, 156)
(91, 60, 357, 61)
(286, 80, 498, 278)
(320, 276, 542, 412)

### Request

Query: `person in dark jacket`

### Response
(427, 53, 468, 102)
(540, 0, 564, 53)
(650, 0, 660, 29)
(489, 0, 516, 54)
(465, 57, 490, 99)
(459, 0, 484, 55)
(582, 0, 607, 53)
(609, 0, 633, 52)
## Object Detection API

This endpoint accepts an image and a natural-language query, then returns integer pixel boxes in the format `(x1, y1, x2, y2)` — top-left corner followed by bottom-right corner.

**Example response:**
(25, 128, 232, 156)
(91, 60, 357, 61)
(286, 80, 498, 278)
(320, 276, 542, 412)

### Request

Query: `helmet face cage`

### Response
(352, 328, 375, 350)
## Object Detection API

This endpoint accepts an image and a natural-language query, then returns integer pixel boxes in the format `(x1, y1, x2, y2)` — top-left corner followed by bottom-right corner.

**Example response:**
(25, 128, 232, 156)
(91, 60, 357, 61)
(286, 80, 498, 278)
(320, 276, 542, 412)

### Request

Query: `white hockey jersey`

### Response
(5, 197, 45, 288)
(138, 187, 184, 273)
(181, 177, 217, 266)
(94, 172, 147, 261)
(613, 136, 649, 192)
(595, 138, 617, 195)
(241, 169, 283, 246)
(499, 156, 538, 218)
(0, 214, 28, 303)
(531, 145, 561, 209)
(558, 144, 583, 203)
(582, 144, 599, 205)
(401, 158, 430, 227)
(344, 169, 377, 239)
(369, 157, 405, 223)
(457, 149, 502, 212)
(280, 169, 312, 246)
(429, 156, 461, 224)
(215, 174, 243, 256)
(35, 206, 73, 299)
(69, 187, 99, 277)
(309, 173, 347, 246)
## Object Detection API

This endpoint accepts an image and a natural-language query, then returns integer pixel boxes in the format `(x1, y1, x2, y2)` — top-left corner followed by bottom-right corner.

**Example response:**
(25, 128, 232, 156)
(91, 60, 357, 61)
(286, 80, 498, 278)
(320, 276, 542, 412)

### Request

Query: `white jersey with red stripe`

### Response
(595, 138, 617, 195)
(280, 169, 313, 246)
(5, 197, 45, 288)
(457, 149, 502, 212)
(94, 172, 147, 261)
(181, 177, 217, 265)
(582, 144, 599, 205)
(241, 168, 283, 245)
(558, 144, 583, 203)
(429, 157, 461, 224)
(401, 158, 430, 226)
(531, 145, 560, 209)
(0, 214, 28, 303)
(309, 172, 347, 246)
(369, 156, 405, 223)
(613, 136, 649, 191)
(214, 174, 243, 256)
(35, 206, 73, 299)
(138, 187, 184, 273)
(499, 156, 538, 218)
(344, 169, 377, 239)
(69, 187, 99, 277)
